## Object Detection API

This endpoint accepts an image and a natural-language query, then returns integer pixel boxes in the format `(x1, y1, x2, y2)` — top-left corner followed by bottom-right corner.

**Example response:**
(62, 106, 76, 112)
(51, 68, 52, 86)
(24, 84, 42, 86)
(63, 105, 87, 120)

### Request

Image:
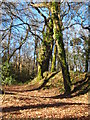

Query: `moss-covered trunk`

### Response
(37, 42, 51, 80)
(37, 18, 53, 80)
(37, 64, 43, 80)
(51, 43, 57, 72)
(51, 2, 71, 94)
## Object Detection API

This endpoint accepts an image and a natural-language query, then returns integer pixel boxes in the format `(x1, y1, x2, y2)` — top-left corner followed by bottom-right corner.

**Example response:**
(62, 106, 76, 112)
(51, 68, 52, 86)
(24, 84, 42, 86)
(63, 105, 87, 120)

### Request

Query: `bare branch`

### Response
(62, 22, 90, 31)
(8, 26, 29, 61)
(30, 3, 47, 25)
(30, 2, 48, 8)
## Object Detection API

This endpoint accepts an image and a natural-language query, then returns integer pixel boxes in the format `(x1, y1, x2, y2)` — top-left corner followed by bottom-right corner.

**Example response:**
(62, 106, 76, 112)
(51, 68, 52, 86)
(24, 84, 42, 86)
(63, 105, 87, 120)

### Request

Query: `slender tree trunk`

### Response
(7, 17, 13, 63)
(37, 43, 45, 80)
(7, 22, 12, 63)
(50, 41, 54, 64)
(85, 54, 88, 72)
(34, 37, 38, 74)
(85, 37, 90, 72)
(51, 2, 71, 94)
(51, 42, 57, 72)
(34, 34, 38, 66)
(18, 48, 20, 73)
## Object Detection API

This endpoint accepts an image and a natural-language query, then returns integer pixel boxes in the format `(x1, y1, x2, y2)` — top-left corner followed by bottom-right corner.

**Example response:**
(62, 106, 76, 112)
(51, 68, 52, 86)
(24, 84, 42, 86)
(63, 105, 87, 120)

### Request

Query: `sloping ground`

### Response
(1, 72, 90, 120)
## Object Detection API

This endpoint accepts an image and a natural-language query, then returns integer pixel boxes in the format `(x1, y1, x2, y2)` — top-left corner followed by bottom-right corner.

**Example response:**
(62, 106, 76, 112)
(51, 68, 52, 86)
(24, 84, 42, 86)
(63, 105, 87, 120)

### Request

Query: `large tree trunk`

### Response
(42, 41, 54, 73)
(37, 64, 43, 80)
(37, 40, 53, 80)
(37, 18, 53, 80)
(51, 2, 71, 94)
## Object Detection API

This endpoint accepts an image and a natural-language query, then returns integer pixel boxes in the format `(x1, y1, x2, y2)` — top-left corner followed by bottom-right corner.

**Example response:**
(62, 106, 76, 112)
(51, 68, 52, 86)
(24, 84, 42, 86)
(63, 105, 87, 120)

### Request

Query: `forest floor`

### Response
(1, 72, 90, 120)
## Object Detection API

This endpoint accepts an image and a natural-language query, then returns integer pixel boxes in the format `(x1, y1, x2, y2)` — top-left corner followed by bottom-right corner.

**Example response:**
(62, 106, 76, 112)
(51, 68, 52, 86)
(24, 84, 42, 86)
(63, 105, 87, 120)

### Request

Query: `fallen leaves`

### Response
(1, 85, 89, 119)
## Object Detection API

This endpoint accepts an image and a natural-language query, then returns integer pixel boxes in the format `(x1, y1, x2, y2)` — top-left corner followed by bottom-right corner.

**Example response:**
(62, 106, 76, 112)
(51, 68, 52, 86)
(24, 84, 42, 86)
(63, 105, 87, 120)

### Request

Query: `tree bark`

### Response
(51, 2, 71, 94)
(85, 36, 90, 72)
(37, 18, 53, 80)
(51, 43, 57, 72)
(7, 19, 12, 63)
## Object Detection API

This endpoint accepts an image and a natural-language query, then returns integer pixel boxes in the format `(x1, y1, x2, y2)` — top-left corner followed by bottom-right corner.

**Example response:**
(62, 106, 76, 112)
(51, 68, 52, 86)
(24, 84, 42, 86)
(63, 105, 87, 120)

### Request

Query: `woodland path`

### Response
(1, 84, 89, 120)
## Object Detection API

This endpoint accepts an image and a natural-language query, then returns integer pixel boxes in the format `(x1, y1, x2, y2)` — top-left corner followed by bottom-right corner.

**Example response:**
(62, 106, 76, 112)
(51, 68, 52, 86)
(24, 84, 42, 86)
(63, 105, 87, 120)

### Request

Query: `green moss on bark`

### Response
(51, 44, 57, 72)
(51, 2, 71, 94)
(37, 18, 53, 81)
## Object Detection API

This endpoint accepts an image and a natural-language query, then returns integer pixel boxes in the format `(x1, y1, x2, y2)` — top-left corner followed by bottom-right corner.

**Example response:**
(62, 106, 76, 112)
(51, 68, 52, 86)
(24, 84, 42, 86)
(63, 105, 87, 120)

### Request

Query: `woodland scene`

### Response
(0, 1, 90, 120)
